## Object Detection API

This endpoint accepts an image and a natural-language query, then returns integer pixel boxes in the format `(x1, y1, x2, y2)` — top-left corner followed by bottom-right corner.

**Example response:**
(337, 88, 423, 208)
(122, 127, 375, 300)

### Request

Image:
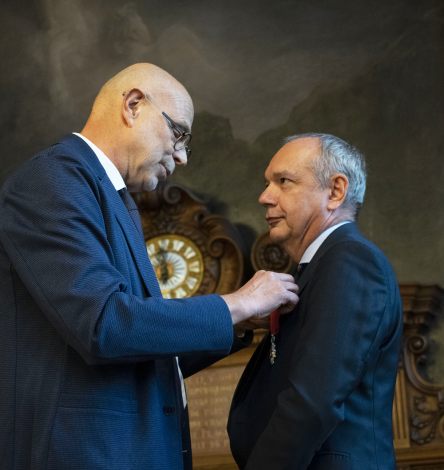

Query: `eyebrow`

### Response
(177, 121, 191, 134)
(270, 170, 300, 181)
(162, 111, 191, 134)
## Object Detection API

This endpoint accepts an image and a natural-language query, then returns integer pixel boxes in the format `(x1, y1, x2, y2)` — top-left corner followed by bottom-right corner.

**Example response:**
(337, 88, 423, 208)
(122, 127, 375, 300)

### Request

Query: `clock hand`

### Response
(156, 248, 170, 283)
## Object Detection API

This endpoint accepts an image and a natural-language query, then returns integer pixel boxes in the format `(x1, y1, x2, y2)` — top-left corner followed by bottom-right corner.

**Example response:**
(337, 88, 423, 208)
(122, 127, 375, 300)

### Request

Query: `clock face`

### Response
(146, 234, 204, 299)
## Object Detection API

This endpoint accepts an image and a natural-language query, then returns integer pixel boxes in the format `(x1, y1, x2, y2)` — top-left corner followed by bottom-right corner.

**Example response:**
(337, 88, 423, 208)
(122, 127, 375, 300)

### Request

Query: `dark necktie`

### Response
(118, 188, 144, 241)
(295, 262, 308, 283)
(118, 188, 161, 296)
(181, 404, 192, 470)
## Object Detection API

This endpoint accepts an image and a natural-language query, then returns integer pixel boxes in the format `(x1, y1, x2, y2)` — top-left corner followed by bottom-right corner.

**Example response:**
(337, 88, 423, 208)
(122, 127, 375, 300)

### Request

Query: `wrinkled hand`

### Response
(233, 314, 271, 337)
(222, 270, 299, 325)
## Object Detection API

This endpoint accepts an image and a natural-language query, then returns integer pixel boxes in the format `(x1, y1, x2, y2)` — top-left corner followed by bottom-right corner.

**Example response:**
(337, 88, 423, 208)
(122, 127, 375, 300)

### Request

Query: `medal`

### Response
(269, 263, 306, 364)
(269, 310, 280, 364)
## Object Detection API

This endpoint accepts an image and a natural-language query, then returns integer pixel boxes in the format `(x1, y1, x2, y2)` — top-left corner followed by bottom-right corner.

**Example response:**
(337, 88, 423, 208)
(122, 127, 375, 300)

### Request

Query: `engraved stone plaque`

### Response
(185, 365, 245, 455)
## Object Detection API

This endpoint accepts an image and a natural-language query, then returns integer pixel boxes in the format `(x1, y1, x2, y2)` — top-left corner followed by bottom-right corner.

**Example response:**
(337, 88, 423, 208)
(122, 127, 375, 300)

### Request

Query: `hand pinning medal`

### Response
(269, 309, 280, 364)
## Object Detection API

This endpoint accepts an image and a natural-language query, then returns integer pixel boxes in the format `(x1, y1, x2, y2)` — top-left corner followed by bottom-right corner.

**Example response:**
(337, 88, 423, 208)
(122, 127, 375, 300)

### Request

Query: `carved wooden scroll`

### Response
(134, 182, 244, 296)
(251, 231, 297, 274)
(395, 284, 444, 469)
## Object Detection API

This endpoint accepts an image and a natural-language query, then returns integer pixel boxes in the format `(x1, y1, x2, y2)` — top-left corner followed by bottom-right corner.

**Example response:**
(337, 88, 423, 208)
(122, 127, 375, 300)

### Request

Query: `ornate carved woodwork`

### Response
(134, 182, 244, 297)
(251, 231, 297, 274)
(395, 284, 444, 469)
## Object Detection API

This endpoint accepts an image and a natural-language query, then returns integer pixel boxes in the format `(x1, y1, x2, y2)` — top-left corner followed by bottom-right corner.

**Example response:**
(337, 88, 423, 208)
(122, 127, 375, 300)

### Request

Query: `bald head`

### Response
(81, 63, 193, 192)
(90, 63, 192, 122)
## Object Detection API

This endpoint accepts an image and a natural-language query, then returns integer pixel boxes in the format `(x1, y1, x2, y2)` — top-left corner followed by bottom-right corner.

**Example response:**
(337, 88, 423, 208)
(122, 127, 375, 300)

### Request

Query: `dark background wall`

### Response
(1, 0, 443, 380)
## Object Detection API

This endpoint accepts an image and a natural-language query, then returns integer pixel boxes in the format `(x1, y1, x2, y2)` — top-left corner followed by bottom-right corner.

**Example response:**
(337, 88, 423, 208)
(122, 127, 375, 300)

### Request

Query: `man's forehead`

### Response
(167, 94, 194, 131)
(154, 87, 193, 126)
(274, 138, 318, 165)
(282, 137, 319, 159)
(265, 138, 319, 179)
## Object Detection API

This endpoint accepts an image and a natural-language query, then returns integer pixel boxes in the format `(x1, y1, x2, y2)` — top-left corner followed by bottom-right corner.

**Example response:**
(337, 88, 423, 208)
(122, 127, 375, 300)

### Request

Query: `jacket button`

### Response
(163, 405, 175, 416)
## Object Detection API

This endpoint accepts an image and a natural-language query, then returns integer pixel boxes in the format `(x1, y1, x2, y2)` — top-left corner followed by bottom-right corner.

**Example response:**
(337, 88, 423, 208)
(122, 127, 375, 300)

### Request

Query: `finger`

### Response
(252, 320, 270, 329)
(240, 319, 264, 330)
(269, 272, 296, 283)
(281, 281, 299, 294)
(277, 294, 300, 315)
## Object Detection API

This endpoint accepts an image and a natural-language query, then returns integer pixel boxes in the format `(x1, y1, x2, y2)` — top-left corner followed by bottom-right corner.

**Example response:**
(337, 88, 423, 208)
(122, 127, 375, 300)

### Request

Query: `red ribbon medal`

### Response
(269, 310, 279, 364)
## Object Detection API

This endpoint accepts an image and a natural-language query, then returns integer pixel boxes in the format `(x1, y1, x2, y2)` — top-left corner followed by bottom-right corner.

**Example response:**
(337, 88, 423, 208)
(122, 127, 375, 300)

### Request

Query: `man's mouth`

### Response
(266, 216, 284, 226)
(161, 164, 172, 177)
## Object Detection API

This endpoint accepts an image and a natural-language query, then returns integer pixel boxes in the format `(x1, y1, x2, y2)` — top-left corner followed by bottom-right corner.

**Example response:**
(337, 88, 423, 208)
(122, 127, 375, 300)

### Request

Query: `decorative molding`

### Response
(251, 231, 297, 274)
(401, 285, 444, 394)
(410, 392, 444, 445)
(392, 284, 444, 470)
(393, 363, 411, 449)
(400, 284, 443, 330)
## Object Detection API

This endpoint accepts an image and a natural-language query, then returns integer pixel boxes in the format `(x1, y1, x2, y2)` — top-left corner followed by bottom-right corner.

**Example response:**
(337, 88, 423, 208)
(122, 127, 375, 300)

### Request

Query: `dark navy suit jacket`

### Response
(0, 134, 241, 470)
(228, 223, 402, 470)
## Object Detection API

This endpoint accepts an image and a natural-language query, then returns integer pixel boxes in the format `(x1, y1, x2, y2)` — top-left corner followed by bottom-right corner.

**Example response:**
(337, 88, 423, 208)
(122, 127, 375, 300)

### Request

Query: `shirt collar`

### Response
(73, 133, 126, 191)
(299, 221, 351, 264)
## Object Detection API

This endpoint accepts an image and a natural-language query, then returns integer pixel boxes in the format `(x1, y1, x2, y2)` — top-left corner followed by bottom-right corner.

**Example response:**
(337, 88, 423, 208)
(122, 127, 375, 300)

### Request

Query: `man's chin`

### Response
(268, 227, 289, 245)
(143, 177, 158, 192)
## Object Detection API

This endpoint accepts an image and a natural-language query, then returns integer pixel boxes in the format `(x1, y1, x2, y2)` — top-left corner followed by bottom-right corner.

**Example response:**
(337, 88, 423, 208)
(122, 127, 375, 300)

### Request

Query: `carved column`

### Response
(395, 284, 444, 469)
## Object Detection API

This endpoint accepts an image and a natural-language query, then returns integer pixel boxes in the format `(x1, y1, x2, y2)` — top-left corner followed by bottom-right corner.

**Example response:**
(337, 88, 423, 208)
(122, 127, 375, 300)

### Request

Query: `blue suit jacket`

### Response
(228, 223, 403, 470)
(0, 134, 238, 470)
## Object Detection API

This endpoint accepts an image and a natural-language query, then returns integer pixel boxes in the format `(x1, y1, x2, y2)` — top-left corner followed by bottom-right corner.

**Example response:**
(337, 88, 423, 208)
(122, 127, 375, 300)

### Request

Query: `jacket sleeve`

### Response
(245, 241, 391, 470)
(0, 151, 234, 365)
(180, 331, 254, 379)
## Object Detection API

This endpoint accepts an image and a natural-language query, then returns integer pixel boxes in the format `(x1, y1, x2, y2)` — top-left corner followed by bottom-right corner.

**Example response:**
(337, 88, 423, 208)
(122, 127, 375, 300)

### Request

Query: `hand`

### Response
(221, 270, 299, 325)
(233, 315, 271, 336)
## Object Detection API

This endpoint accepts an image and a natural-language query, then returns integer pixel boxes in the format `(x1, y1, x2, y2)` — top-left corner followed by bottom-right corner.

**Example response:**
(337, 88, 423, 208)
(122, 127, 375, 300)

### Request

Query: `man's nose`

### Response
(259, 186, 277, 207)
(173, 148, 187, 166)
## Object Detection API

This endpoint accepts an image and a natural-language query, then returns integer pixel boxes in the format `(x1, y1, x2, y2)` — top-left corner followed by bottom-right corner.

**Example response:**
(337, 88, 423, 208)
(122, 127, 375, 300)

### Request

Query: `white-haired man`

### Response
(228, 134, 403, 470)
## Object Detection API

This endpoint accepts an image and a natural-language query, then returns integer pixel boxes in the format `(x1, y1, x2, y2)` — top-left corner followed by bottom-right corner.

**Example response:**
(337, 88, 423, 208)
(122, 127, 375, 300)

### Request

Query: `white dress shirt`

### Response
(299, 221, 351, 265)
(73, 133, 126, 191)
(72, 133, 187, 407)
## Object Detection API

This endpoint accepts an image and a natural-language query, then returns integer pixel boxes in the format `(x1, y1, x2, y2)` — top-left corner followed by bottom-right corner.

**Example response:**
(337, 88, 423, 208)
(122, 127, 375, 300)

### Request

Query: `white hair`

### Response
(284, 133, 367, 218)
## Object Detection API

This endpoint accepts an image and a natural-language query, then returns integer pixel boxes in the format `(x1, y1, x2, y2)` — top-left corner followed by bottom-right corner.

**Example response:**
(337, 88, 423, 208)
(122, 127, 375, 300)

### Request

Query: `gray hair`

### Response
(283, 133, 366, 218)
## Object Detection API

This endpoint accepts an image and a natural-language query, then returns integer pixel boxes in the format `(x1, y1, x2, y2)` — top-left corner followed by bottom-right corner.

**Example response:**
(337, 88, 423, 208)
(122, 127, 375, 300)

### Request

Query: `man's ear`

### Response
(326, 174, 349, 211)
(122, 88, 145, 127)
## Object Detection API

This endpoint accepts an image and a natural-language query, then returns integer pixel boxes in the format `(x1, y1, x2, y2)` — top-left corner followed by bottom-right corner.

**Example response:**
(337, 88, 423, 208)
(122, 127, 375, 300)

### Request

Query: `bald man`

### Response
(0, 64, 298, 470)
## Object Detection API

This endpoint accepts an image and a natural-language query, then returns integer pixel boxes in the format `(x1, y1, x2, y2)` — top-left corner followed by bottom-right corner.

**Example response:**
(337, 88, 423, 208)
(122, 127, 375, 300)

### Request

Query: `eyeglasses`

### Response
(146, 95, 192, 157)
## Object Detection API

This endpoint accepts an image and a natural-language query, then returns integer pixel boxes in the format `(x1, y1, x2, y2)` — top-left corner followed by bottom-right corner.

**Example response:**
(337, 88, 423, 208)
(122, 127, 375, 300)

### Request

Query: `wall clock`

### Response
(146, 234, 204, 298)
(133, 183, 244, 298)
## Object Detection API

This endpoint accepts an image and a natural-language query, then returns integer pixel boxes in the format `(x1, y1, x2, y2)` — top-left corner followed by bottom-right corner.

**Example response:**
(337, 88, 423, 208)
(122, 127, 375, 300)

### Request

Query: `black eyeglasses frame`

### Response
(161, 111, 192, 157)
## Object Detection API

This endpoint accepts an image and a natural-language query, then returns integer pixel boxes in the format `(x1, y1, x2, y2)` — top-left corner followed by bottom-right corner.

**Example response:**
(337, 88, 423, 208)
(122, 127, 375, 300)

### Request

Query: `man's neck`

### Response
(284, 214, 352, 263)
(80, 126, 125, 177)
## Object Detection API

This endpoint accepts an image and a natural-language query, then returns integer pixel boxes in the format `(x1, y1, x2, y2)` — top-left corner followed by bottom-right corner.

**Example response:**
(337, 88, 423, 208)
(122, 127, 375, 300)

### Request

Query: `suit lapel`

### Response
(295, 222, 360, 295)
(294, 262, 316, 296)
(232, 333, 270, 407)
(58, 134, 162, 298)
